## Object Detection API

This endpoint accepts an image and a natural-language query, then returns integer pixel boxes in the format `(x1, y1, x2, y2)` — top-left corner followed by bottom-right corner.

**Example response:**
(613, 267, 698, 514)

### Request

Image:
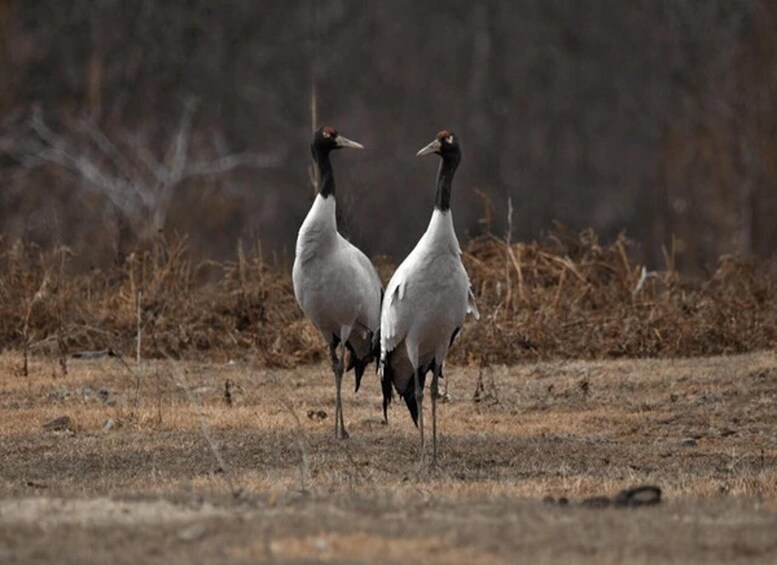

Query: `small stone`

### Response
(307, 409, 327, 421)
(48, 389, 71, 402)
(314, 538, 328, 552)
(103, 418, 117, 432)
(614, 485, 662, 506)
(177, 524, 207, 542)
(681, 437, 697, 447)
(42, 415, 73, 432)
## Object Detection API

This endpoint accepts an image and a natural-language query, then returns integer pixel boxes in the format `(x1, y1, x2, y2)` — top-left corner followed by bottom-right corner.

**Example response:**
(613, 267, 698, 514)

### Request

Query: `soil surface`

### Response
(1, 351, 776, 563)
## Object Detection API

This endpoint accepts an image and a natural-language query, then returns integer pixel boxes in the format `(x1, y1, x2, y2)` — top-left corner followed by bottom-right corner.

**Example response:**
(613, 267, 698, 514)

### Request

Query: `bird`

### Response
(379, 130, 479, 465)
(292, 126, 383, 439)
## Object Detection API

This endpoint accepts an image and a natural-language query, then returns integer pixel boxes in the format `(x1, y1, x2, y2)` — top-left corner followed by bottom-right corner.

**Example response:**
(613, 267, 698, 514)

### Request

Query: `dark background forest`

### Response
(0, 0, 775, 272)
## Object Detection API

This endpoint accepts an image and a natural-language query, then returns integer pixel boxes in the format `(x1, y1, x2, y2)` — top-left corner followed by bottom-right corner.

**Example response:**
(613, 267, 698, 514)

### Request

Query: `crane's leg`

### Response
(329, 343, 348, 439)
(414, 367, 425, 465)
(337, 345, 348, 438)
(432, 365, 449, 403)
(430, 364, 441, 467)
(328, 343, 340, 438)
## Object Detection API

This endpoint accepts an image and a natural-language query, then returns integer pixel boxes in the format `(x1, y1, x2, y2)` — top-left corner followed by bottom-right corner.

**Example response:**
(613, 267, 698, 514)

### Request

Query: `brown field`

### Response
(1, 350, 776, 563)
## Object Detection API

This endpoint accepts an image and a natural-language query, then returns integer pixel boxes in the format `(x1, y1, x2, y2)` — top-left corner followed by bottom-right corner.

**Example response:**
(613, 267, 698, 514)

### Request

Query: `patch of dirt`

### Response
(0, 497, 228, 527)
(0, 351, 776, 563)
(0, 496, 775, 564)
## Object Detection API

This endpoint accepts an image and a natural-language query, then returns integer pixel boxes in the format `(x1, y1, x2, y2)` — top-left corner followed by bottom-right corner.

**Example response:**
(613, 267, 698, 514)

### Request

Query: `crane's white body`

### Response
(380, 208, 479, 394)
(293, 194, 382, 365)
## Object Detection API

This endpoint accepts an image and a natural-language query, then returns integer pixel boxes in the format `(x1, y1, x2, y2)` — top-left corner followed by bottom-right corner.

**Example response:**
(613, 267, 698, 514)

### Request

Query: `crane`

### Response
(379, 130, 479, 464)
(293, 126, 382, 439)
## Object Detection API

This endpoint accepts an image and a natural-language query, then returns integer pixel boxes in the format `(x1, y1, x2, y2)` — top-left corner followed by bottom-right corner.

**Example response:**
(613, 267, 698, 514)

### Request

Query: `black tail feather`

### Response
(382, 372, 393, 424)
(381, 346, 434, 427)
(345, 340, 375, 393)
(401, 369, 428, 427)
(380, 348, 394, 424)
(352, 356, 367, 393)
(402, 386, 418, 427)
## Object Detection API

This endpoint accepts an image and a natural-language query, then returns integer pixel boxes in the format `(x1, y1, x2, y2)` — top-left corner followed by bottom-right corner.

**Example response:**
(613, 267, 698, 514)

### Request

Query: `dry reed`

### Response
(1, 228, 775, 368)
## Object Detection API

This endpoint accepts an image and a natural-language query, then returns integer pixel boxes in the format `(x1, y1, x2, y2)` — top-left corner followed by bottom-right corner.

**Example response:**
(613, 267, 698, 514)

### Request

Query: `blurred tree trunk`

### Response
(468, 1, 509, 234)
(0, 0, 11, 111)
(745, 2, 777, 256)
(651, 125, 673, 267)
(87, 54, 102, 120)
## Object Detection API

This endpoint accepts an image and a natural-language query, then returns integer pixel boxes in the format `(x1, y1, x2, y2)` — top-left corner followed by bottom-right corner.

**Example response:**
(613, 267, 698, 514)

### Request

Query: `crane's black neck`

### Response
(435, 154, 460, 212)
(314, 149, 335, 198)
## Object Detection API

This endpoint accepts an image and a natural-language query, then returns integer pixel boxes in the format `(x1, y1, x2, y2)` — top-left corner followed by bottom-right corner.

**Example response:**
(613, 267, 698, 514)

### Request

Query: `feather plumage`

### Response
(292, 127, 381, 439)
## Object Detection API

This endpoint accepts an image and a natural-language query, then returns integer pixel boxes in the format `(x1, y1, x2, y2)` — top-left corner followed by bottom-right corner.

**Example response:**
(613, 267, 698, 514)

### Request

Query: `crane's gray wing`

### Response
(340, 237, 382, 332)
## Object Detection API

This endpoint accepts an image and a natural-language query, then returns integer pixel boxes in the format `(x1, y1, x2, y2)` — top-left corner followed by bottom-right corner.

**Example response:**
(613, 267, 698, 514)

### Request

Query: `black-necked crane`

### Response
(379, 130, 479, 465)
(293, 126, 382, 439)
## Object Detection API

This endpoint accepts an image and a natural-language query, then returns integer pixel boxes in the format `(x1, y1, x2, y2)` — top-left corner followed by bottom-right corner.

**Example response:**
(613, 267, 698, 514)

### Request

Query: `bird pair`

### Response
(292, 126, 479, 466)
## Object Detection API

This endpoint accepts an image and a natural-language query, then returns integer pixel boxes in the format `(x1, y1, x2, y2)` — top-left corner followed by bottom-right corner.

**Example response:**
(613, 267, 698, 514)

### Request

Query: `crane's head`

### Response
(311, 126, 364, 158)
(416, 130, 461, 160)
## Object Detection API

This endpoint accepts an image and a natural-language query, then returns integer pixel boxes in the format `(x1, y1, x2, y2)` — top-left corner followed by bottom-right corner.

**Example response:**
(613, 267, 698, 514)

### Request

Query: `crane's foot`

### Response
(429, 433, 440, 470)
(337, 427, 350, 440)
(415, 441, 426, 472)
(415, 455, 444, 477)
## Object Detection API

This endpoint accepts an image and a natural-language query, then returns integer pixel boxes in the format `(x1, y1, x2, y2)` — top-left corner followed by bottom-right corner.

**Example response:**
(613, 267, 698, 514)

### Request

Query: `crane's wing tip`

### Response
(402, 387, 419, 427)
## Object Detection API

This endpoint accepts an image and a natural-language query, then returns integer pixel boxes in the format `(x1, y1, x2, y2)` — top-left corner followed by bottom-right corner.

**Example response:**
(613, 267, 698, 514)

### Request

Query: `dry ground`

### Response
(1, 350, 776, 563)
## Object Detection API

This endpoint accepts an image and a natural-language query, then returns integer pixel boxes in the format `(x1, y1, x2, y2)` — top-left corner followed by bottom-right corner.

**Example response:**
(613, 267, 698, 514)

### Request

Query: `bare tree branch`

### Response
(2, 103, 281, 242)
(182, 152, 280, 178)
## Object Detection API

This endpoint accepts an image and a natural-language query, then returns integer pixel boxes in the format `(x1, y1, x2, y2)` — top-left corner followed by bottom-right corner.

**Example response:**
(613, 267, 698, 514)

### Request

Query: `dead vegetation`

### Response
(1, 351, 776, 563)
(457, 226, 777, 364)
(2, 350, 776, 500)
(1, 227, 775, 367)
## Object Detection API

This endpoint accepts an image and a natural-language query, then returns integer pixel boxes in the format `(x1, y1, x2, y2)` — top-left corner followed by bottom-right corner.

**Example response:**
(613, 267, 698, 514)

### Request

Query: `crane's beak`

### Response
(416, 139, 441, 157)
(335, 135, 364, 150)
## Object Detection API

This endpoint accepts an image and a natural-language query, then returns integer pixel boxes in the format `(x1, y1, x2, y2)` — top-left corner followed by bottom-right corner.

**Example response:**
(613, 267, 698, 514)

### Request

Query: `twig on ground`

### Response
(166, 354, 241, 498)
(136, 290, 142, 366)
(504, 196, 513, 314)
(155, 369, 163, 426)
(21, 275, 49, 377)
(279, 394, 310, 494)
(72, 348, 120, 360)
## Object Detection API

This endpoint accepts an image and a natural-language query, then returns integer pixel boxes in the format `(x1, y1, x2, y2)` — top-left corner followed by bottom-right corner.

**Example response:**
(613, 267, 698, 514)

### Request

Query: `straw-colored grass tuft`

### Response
(1, 227, 775, 365)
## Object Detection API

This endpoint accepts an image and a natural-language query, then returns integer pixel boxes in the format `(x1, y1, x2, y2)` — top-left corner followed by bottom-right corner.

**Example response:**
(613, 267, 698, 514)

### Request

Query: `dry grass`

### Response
(2, 351, 776, 500)
(1, 351, 777, 563)
(1, 228, 775, 368)
(457, 227, 777, 364)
